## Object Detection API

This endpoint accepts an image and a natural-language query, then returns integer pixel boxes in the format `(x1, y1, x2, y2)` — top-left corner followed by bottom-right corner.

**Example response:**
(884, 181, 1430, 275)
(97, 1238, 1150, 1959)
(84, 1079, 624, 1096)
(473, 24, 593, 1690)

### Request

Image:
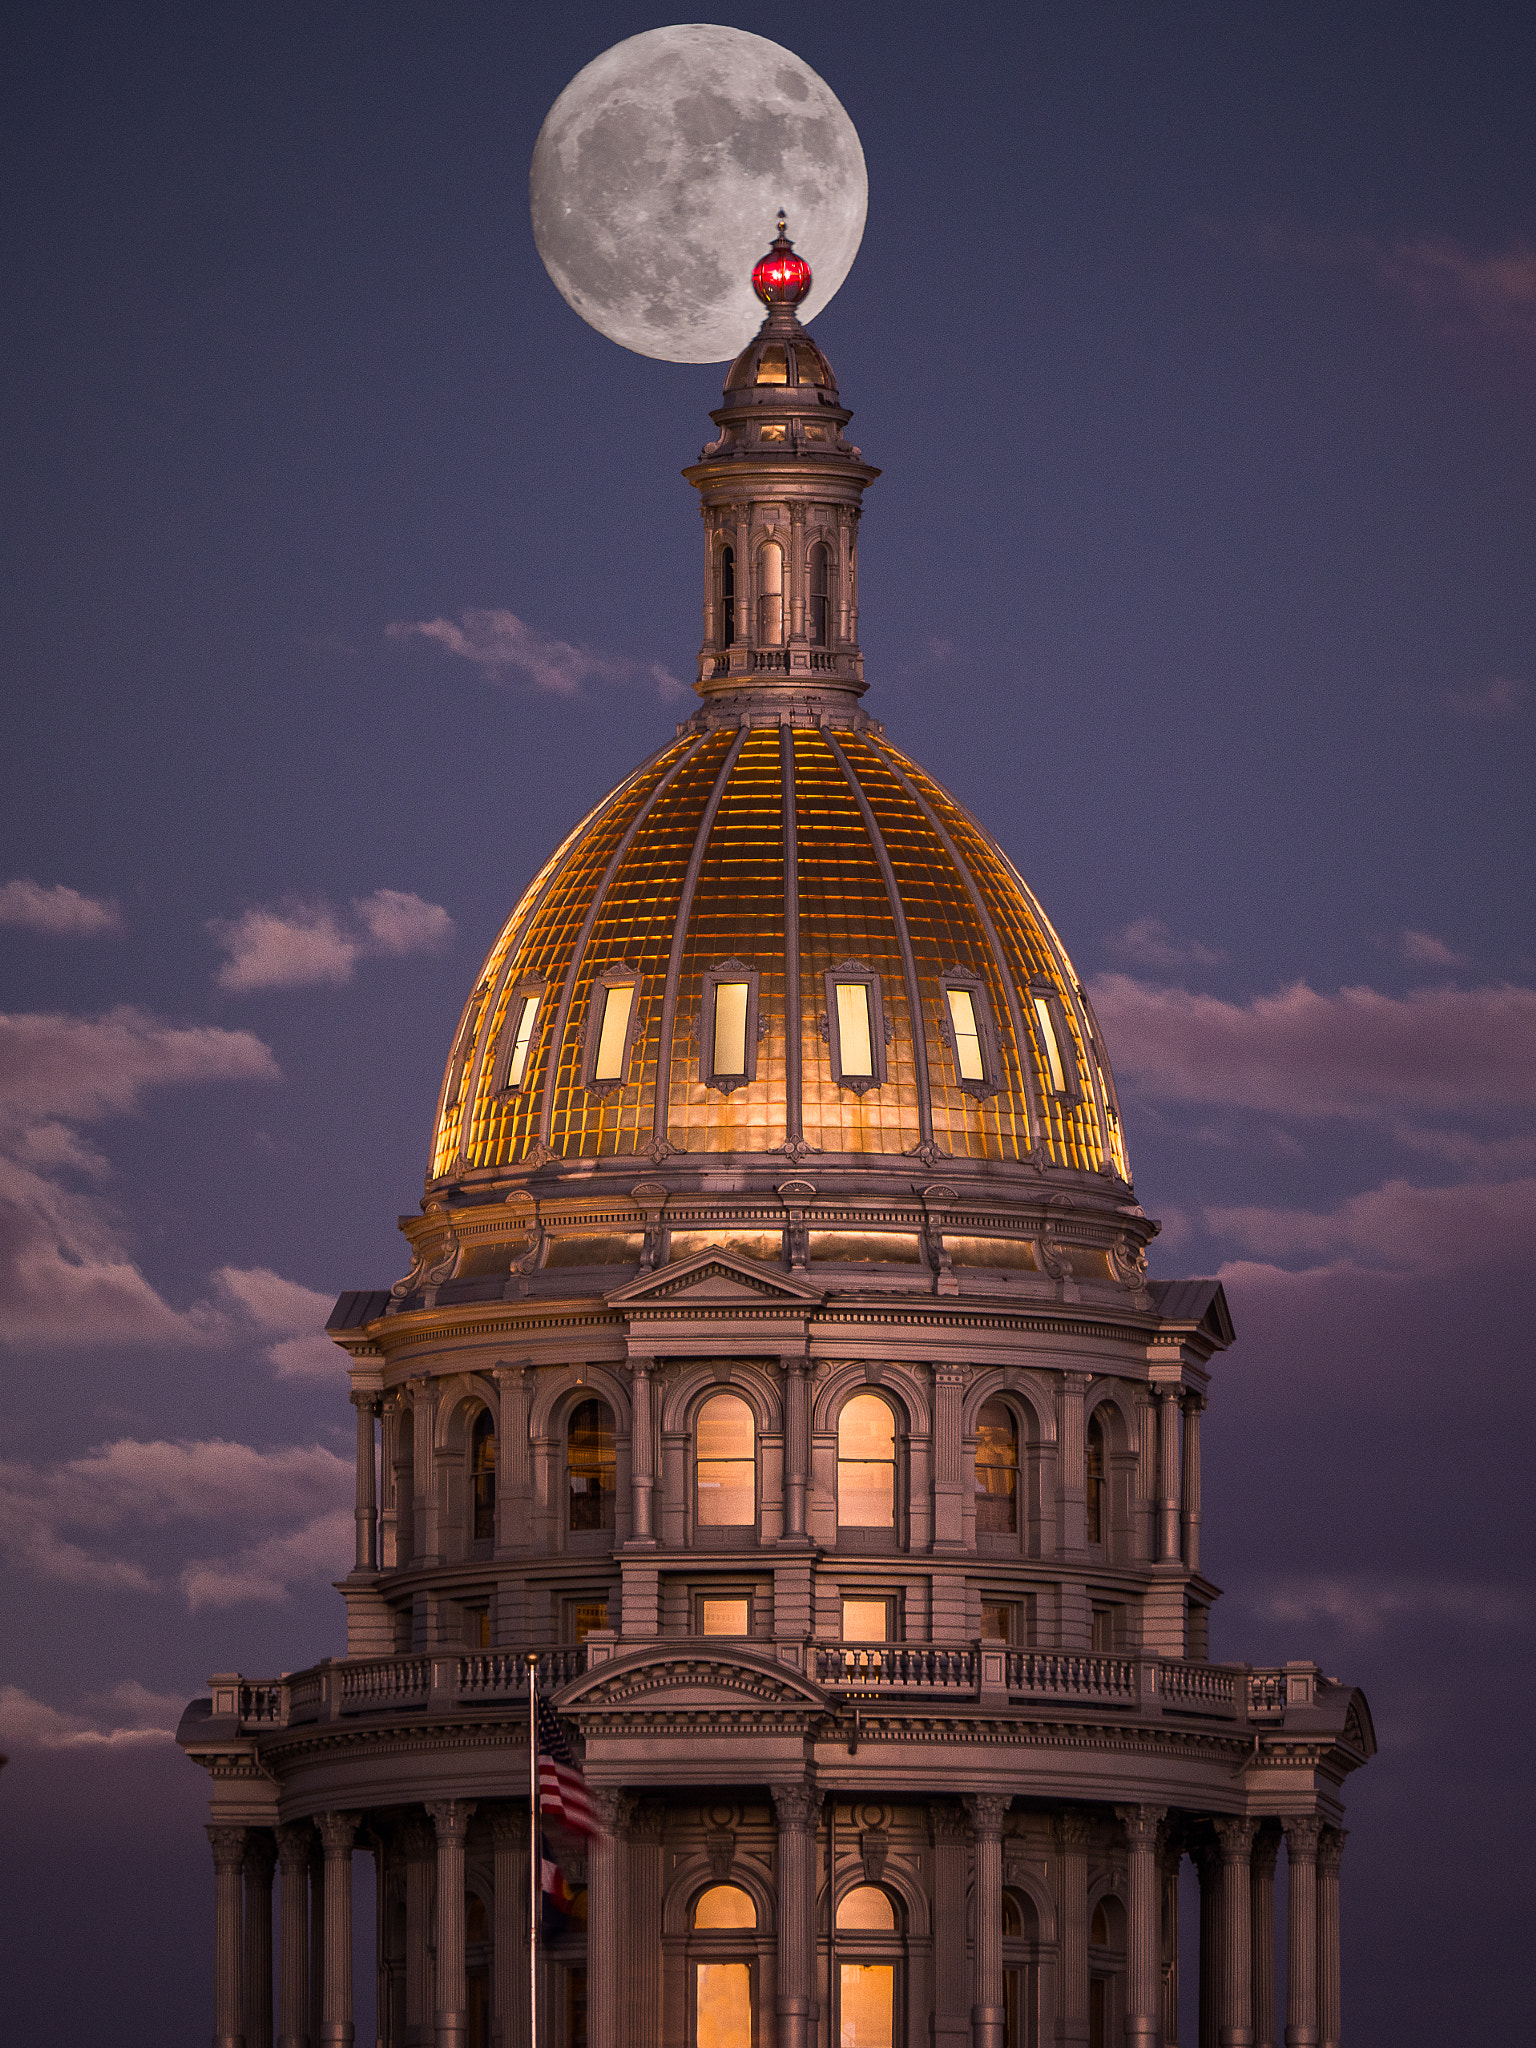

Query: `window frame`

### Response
(1085, 1409, 1107, 1548)
(719, 542, 737, 648)
(822, 962, 888, 1095)
(973, 1395, 1020, 1547)
(581, 966, 644, 1096)
(469, 1406, 497, 1548)
(838, 1590, 901, 1643)
(565, 1396, 617, 1548)
(693, 1587, 757, 1638)
(835, 1391, 904, 1550)
(808, 540, 832, 647)
(693, 1390, 759, 1545)
(756, 540, 785, 647)
(937, 970, 1003, 1101)
(699, 960, 761, 1094)
(834, 1883, 904, 2048)
(492, 978, 548, 1096)
(1024, 979, 1083, 1103)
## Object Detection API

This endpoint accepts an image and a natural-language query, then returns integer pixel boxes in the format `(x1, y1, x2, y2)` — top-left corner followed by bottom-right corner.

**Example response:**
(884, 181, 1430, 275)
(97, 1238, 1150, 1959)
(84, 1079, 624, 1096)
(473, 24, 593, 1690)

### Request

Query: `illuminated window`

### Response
(563, 1597, 609, 1642)
(980, 1601, 1012, 1642)
(941, 977, 998, 1095)
(584, 973, 641, 1089)
(840, 1596, 891, 1641)
(838, 1395, 896, 1529)
(1029, 987, 1080, 1100)
(470, 1408, 496, 1544)
(567, 1399, 615, 1534)
(1002, 1890, 1041, 2048)
(975, 1398, 1018, 1537)
(792, 343, 824, 385)
(837, 1887, 901, 2048)
(758, 423, 786, 443)
(701, 962, 759, 1092)
(757, 542, 784, 646)
(824, 966, 885, 1093)
(692, 1885, 756, 2048)
(696, 1394, 756, 1528)
(699, 1595, 751, 1636)
(695, 1885, 756, 1930)
(720, 545, 736, 647)
(809, 542, 831, 645)
(498, 991, 541, 1091)
(1086, 1412, 1106, 1545)
(755, 346, 788, 385)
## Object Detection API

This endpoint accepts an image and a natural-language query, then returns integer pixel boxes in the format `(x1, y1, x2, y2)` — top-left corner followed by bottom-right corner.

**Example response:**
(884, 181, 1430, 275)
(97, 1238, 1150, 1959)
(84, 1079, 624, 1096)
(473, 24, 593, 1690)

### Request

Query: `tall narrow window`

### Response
(567, 1399, 615, 1533)
(838, 1395, 896, 1529)
(585, 973, 641, 1089)
(837, 1887, 900, 2048)
(825, 966, 885, 1091)
(692, 1885, 756, 2048)
(1086, 1412, 1105, 1545)
(837, 982, 873, 1074)
(713, 982, 749, 1076)
(975, 1398, 1018, 1536)
(700, 961, 760, 1092)
(501, 993, 541, 1091)
(809, 542, 830, 646)
(720, 545, 736, 646)
(471, 1408, 496, 1544)
(696, 1394, 755, 1528)
(1030, 991, 1078, 1098)
(757, 542, 784, 646)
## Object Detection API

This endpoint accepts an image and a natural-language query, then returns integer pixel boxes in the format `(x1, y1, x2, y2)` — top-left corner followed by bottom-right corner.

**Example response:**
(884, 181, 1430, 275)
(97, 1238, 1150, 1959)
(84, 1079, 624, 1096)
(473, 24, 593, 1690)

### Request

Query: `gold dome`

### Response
(429, 719, 1130, 1190)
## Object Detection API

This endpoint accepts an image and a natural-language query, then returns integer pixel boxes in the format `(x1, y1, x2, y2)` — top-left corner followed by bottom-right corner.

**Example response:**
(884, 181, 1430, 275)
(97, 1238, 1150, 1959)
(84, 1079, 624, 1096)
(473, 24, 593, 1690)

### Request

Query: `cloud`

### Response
(1445, 677, 1527, 718)
(0, 1436, 352, 1604)
(1208, 1174, 1536, 1275)
(1398, 929, 1472, 969)
(0, 879, 121, 937)
(1106, 917, 1226, 973)
(1228, 220, 1536, 343)
(208, 888, 454, 992)
(0, 1009, 280, 1347)
(212, 1265, 339, 1380)
(0, 1681, 186, 1750)
(388, 606, 687, 700)
(1090, 975, 1536, 1120)
(1239, 1573, 1531, 1638)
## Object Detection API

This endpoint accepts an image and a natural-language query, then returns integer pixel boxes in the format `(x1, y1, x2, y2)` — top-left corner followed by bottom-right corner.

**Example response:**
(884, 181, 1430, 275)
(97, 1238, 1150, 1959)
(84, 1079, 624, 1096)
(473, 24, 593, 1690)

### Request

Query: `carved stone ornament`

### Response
(1114, 1805, 1166, 1849)
(706, 1830, 737, 1880)
(488, 1806, 523, 1847)
(859, 1830, 889, 1883)
(589, 1789, 633, 1837)
(1317, 1827, 1347, 1873)
(316, 1811, 362, 1854)
(525, 1138, 557, 1169)
(1283, 1815, 1324, 1860)
(1213, 1817, 1259, 1861)
(426, 1799, 477, 1841)
(206, 1824, 249, 1870)
(243, 1831, 277, 1876)
(929, 1804, 969, 1846)
(643, 1134, 678, 1165)
(907, 1139, 946, 1168)
(964, 1794, 1010, 1838)
(1056, 1813, 1094, 1853)
(275, 1822, 313, 1870)
(771, 1782, 821, 1833)
(1109, 1235, 1149, 1286)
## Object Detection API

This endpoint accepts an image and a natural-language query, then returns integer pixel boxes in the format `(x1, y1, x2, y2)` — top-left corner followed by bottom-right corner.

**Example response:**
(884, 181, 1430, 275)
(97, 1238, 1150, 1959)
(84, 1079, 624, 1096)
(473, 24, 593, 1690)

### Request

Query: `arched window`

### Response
(838, 1395, 897, 1531)
(1088, 1894, 1125, 2048)
(469, 1408, 496, 1544)
(1086, 1412, 1106, 1546)
(720, 545, 736, 647)
(808, 542, 831, 646)
(696, 1394, 756, 1529)
(692, 1884, 757, 2048)
(975, 1399, 1018, 1537)
(567, 1399, 615, 1534)
(837, 1887, 902, 2048)
(757, 542, 784, 646)
(1001, 1890, 1040, 2048)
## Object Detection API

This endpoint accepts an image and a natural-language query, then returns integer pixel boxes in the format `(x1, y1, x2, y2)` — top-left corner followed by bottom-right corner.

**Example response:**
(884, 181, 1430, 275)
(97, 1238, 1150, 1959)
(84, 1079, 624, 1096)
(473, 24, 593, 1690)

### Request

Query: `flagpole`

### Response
(527, 1648, 539, 2048)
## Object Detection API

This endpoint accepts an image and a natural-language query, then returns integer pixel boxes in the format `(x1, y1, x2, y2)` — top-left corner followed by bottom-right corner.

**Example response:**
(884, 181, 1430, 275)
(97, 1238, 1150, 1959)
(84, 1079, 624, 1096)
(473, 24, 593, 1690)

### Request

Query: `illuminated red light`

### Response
(752, 216, 812, 306)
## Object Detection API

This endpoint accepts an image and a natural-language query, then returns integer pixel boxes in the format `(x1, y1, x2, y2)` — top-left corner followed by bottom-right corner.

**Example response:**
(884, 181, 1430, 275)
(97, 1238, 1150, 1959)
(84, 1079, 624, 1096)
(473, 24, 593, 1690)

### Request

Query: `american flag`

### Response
(535, 1693, 600, 1838)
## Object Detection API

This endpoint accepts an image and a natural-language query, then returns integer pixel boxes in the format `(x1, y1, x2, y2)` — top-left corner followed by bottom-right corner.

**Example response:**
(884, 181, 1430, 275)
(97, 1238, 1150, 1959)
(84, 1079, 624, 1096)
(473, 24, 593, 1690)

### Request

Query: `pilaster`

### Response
(965, 1795, 1009, 2048)
(315, 1812, 360, 2048)
(208, 1823, 249, 2048)
(1117, 1806, 1166, 2048)
(1282, 1820, 1322, 2048)
(427, 1799, 477, 2048)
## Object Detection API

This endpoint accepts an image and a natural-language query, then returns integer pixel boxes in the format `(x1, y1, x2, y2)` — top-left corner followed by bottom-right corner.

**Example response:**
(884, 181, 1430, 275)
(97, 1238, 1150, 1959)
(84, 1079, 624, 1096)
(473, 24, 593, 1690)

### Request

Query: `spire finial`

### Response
(752, 214, 812, 308)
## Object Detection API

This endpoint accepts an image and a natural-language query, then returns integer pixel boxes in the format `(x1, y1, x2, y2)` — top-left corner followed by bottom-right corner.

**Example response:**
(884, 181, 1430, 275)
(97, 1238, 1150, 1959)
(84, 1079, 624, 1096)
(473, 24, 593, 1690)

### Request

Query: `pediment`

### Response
(556, 1645, 828, 1715)
(607, 1249, 824, 1309)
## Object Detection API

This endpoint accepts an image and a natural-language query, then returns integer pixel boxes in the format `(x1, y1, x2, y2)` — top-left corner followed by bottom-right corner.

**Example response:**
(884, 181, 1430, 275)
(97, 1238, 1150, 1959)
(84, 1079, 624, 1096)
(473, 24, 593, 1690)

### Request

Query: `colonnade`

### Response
(207, 1800, 1344, 2048)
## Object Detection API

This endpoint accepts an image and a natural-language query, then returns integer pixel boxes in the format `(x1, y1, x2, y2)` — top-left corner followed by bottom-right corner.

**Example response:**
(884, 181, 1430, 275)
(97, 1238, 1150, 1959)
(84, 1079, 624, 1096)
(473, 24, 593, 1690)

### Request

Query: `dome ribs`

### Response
(779, 726, 802, 1149)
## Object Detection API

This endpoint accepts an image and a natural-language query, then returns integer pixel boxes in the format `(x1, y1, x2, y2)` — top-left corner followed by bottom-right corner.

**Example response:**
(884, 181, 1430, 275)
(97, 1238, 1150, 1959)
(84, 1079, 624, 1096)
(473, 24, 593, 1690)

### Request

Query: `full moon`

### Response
(530, 25, 867, 364)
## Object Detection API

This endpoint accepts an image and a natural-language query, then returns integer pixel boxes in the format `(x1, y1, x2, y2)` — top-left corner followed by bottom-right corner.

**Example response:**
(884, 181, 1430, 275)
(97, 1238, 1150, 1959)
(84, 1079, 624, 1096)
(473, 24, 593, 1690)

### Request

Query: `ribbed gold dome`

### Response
(429, 721, 1131, 1189)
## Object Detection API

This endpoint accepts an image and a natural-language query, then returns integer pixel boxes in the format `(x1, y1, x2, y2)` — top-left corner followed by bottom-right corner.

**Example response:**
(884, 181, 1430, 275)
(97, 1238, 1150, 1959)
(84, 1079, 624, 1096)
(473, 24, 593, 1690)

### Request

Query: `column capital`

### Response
(589, 1788, 634, 1836)
(1182, 1389, 1207, 1414)
(963, 1793, 1010, 1839)
(425, 1799, 477, 1842)
(625, 1800, 667, 1844)
(275, 1821, 313, 1871)
(1115, 1804, 1167, 1850)
(1252, 1821, 1282, 1880)
(771, 1780, 821, 1833)
(398, 1815, 436, 1857)
(1317, 1826, 1347, 1874)
(487, 1804, 525, 1848)
(349, 1388, 380, 1413)
(1055, 1811, 1094, 1852)
(206, 1823, 249, 1870)
(1283, 1815, 1323, 1862)
(1061, 1371, 1092, 1397)
(243, 1828, 278, 1877)
(1214, 1816, 1260, 1862)
(929, 1803, 970, 1846)
(316, 1809, 361, 1854)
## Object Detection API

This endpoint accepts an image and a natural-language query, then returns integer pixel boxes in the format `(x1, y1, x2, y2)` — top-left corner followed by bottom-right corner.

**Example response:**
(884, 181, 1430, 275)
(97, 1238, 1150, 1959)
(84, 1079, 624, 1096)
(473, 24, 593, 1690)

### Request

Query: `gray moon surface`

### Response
(530, 25, 867, 364)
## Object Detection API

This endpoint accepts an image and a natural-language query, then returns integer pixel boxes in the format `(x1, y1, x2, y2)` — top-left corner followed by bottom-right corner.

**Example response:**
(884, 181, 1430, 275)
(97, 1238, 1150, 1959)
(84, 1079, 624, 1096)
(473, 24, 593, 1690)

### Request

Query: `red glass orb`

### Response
(752, 217, 812, 306)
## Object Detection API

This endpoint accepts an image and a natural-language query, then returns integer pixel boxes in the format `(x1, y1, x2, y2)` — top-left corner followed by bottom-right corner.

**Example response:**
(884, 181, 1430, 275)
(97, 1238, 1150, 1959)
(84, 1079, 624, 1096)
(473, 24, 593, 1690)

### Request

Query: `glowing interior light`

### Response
(699, 1597, 750, 1637)
(946, 988, 985, 1081)
(1033, 994, 1067, 1094)
(506, 995, 540, 1088)
(840, 1597, 890, 1642)
(836, 981, 874, 1076)
(713, 981, 749, 1077)
(593, 982, 635, 1081)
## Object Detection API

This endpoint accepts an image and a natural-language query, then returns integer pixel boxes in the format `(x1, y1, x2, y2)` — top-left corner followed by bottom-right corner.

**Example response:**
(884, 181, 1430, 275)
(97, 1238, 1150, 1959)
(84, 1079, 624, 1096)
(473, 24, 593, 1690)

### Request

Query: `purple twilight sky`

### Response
(2, 3, 1533, 2040)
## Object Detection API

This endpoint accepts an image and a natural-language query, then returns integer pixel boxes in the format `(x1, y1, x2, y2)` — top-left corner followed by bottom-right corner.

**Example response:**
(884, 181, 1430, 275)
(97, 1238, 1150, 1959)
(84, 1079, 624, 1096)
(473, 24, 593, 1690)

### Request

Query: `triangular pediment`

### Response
(555, 1644, 828, 1715)
(607, 1249, 824, 1309)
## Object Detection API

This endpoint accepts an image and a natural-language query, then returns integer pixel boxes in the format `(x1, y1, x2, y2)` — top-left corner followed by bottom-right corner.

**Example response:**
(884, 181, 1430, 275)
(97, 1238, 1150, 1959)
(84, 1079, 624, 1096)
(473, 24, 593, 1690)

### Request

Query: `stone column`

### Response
(1282, 1820, 1322, 2048)
(1117, 1806, 1166, 2048)
(1316, 1832, 1345, 2048)
(493, 1363, 529, 1562)
(930, 1806, 970, 2048)
(490, 1807, 527, 2048)
(933, 1364, 968, 1552)
(1180, 1397, 1203, 1575)
(352, 1393, 379, 1571)
(773, 1782, 821, 2048)
(427, 1801, 477, 2048)
(1055, 1812, 1090, 2048)
(735, 508, 751, 646)
(410, 1375, 439, 1567)
(316, 1812, 360, 2048)
(964, 1796, 1009, 2048)
(244, 1831, 277, 2048)
(1160, 1824, 1183, 2048)
(1157, 1389, 1182, 1563)
(1058, 1374, 1090, 1555)
(208, 1824, 249, 2048)
(402, 1818, 436, 2044)
(275, 1825, 312, 2048)
(789, 502, 807, 642)
(1194, 1838, 1222, 2048)
(782, 1354, 811, 1544)
(308, 1838, 325, 2048)
(625, 1804, 666, 2048)
(1213, 1821, 1257, 2048)
(629, 1358, 656, 1544)
(588, 1791, 630, 2048)
(1250, 1829, 1280, 2048)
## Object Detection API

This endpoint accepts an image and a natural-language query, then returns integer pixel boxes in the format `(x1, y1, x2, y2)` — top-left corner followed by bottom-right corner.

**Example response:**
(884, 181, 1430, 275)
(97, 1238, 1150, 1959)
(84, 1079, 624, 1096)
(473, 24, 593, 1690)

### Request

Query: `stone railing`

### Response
(1009, 1651, 1137, 1703)
(813, 1643, 977, 1691)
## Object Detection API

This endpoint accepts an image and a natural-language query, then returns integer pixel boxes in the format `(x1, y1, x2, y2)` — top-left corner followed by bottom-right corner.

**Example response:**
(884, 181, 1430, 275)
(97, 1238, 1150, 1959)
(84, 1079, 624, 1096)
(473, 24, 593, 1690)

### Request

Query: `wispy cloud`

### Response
(1445, 676, 1527, 718)
(212, 1265, 338, 1380)
(1208, 1173, 1536, 1275)
(1106, 917, 1226, 974)
(1398, 929, 1471, 969)
(0, 1680, 188, 1750)
(388, 606, 687, 700)
(1224, 220, 1536, 343)
(1240, 1572, 1531, 1637)
(0, 879, 122, 937)
(208, 887, 454, 992)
